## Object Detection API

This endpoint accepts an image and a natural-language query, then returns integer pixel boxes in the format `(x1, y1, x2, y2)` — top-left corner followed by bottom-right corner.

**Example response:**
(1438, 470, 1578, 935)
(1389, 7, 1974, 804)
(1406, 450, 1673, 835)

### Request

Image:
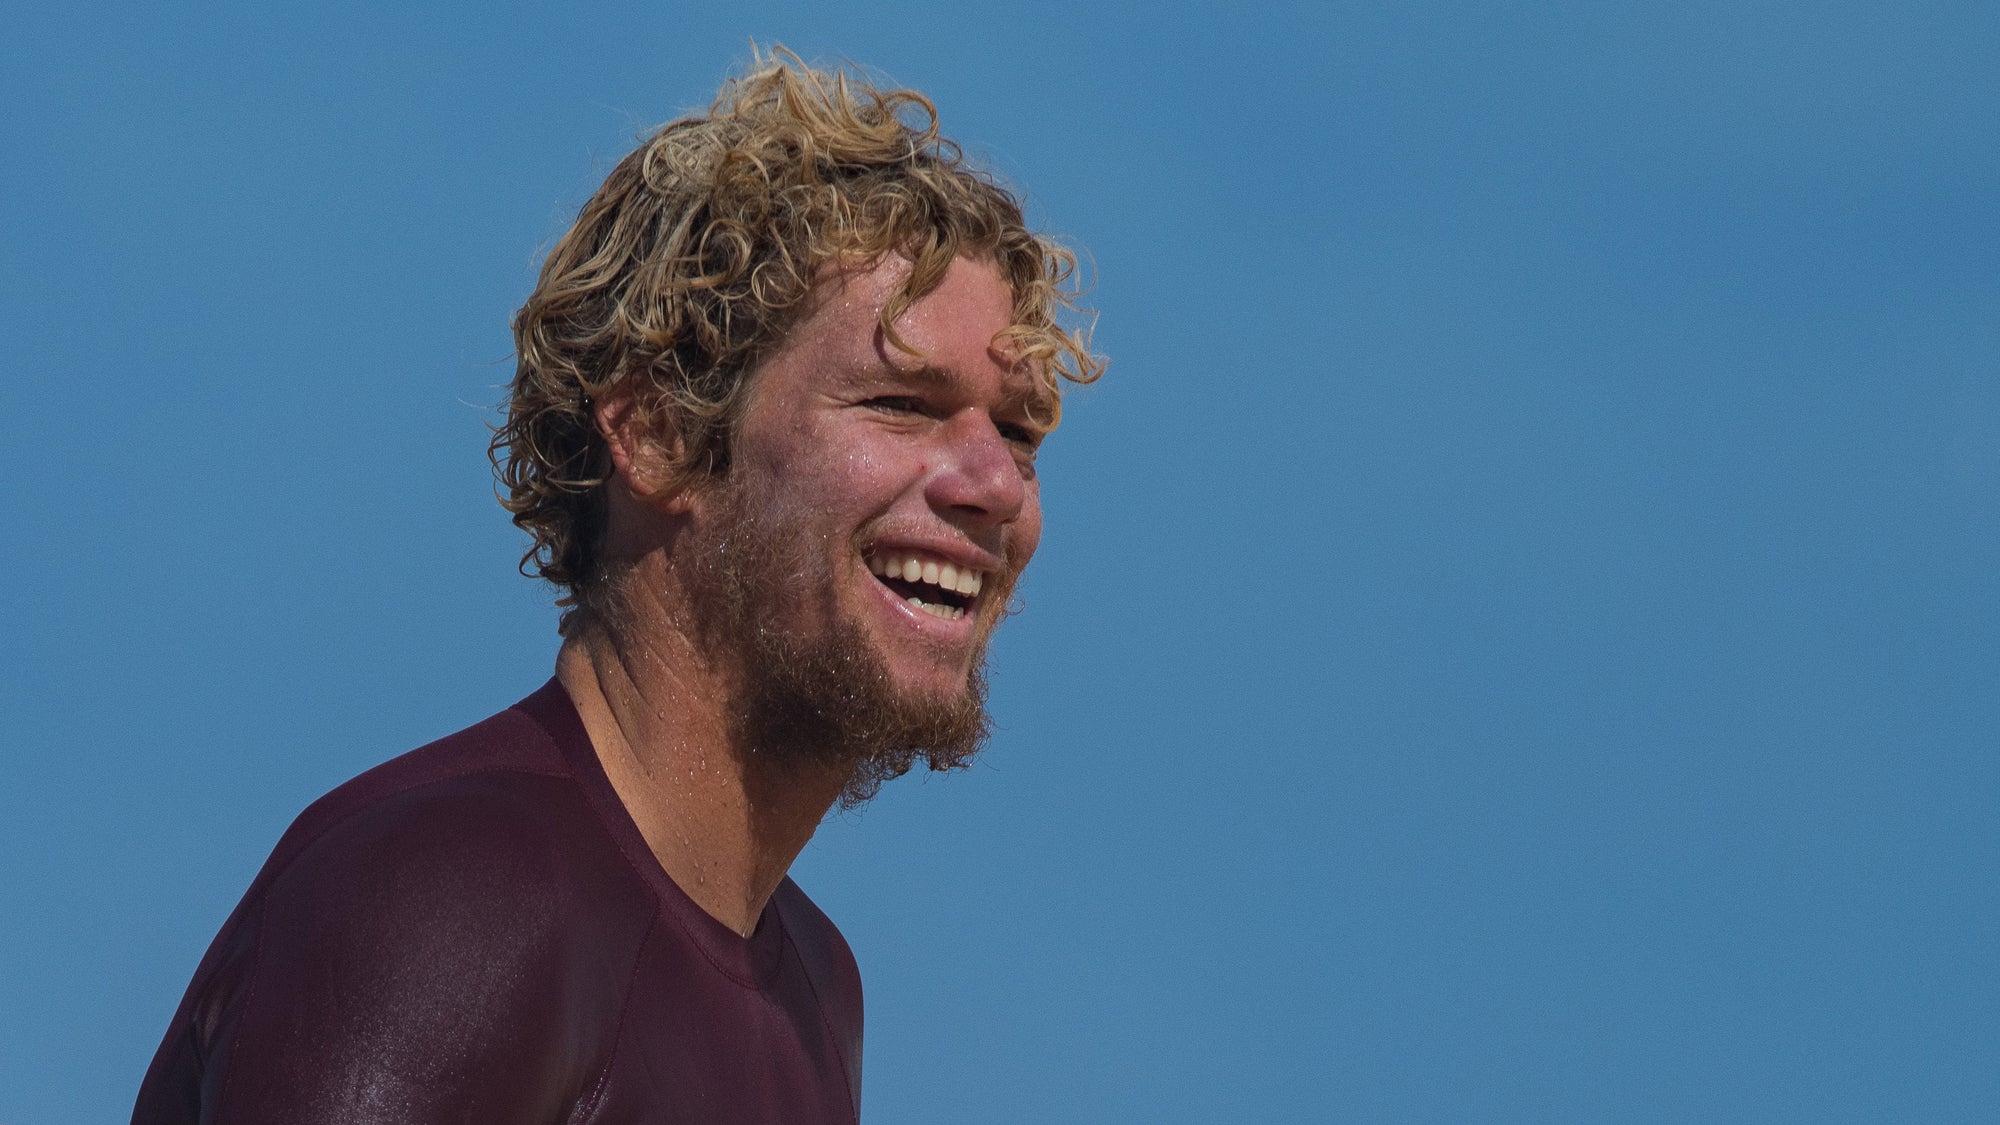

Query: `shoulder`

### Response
(273, 772, 624, 943)
(170, 696, 655, 1119)
(772, 878, 851, 960)
(770, 878, 864, 1116)
(774, 877, 863, 1021)
(254, 699, 653, 969)
(273, 698, 567, 858)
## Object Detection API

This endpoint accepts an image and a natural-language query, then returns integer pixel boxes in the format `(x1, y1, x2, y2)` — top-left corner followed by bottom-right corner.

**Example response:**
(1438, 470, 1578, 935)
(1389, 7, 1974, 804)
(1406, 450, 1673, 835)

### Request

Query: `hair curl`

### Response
(492, 49, 1103, 617)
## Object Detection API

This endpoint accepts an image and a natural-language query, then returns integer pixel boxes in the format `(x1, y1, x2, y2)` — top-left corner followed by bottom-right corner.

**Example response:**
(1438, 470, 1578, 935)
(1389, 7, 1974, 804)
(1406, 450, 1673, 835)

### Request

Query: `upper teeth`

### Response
(867, 551, 985, 598)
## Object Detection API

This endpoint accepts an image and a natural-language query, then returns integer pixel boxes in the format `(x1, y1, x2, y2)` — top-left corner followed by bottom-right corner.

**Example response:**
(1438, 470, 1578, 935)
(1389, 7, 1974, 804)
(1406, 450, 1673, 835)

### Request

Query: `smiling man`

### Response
(134, 53, 1100, 1124)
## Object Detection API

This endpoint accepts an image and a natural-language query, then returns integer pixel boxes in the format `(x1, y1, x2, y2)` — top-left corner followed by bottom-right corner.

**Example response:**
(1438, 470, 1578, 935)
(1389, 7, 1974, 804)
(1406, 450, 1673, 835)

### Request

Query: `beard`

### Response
(679, 479, 997, 809)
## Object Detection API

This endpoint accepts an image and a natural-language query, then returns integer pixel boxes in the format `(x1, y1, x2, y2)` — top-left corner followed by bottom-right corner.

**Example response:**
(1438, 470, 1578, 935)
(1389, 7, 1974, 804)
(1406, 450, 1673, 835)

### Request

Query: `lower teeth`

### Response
(904, 596, 962, 621)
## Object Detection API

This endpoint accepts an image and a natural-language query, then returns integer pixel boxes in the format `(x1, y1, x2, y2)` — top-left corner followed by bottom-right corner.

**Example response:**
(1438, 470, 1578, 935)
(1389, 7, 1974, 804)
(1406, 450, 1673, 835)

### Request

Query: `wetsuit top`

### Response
(133, 680, 863, 1124)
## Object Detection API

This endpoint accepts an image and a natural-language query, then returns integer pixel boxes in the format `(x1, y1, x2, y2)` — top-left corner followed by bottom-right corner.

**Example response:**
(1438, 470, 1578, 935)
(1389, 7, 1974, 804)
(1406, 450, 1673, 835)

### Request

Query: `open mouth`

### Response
(866, 550, 985, 621)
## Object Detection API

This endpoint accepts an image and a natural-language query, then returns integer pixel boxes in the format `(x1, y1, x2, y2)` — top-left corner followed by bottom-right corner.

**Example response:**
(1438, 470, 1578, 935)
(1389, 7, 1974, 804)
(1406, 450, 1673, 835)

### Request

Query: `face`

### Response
(679, 254, 1049, 796)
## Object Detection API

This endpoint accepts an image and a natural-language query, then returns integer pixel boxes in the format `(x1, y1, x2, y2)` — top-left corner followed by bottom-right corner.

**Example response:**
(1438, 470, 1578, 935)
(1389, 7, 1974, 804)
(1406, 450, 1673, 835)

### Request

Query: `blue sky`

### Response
(4, 2, 1996, 1121)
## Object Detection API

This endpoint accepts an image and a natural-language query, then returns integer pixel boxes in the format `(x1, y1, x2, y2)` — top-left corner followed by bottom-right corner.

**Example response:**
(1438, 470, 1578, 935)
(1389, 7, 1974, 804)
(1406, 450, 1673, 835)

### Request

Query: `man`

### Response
(133, 52, 1101, 1123)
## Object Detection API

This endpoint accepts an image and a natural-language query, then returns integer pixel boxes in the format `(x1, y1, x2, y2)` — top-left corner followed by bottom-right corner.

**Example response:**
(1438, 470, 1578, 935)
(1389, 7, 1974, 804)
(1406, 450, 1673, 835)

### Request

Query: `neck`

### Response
(555, 582, 848, 937)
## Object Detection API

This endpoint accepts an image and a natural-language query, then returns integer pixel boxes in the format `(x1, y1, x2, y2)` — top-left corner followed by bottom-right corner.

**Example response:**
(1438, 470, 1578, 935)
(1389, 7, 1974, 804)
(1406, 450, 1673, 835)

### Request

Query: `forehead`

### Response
(781, 256, 1039, 390)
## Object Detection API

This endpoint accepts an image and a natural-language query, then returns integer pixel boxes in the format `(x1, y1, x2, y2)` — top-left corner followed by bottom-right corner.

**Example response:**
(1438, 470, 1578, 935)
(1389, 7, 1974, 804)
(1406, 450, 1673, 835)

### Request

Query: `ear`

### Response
(594, 386, 693, 513)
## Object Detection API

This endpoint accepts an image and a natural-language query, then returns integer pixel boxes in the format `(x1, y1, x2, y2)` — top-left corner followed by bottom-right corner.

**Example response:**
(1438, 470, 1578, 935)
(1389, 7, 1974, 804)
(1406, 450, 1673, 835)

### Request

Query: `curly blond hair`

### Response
(492, 50, 1103, 615)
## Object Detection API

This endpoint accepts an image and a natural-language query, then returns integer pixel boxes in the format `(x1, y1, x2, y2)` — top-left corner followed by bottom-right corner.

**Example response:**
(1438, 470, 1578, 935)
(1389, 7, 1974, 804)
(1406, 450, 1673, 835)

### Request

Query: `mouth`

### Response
(865, 549, 987, 622)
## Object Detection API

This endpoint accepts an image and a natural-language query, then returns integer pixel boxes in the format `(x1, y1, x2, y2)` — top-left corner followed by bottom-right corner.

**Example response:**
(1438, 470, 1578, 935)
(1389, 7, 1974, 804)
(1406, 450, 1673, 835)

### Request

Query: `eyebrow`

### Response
(885, 363, 1055, 418)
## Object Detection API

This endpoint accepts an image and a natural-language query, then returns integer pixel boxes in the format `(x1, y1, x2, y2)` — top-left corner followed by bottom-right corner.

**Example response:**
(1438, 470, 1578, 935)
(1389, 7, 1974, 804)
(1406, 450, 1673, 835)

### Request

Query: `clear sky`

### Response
(4, 2, 1996, 1121)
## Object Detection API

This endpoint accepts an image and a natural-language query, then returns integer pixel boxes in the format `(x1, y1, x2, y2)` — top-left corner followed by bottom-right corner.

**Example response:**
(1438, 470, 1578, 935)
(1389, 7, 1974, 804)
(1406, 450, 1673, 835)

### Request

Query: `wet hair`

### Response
(492, 48, 1103, 619)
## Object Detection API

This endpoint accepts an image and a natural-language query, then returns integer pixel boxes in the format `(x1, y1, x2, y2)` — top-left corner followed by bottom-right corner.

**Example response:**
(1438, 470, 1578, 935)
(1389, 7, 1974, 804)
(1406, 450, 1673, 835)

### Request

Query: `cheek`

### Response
(1011, 486, 1044, 566)
(823, 433, 932, 507)
(826, 455, 916, 519)
(755, 427, 896, 510)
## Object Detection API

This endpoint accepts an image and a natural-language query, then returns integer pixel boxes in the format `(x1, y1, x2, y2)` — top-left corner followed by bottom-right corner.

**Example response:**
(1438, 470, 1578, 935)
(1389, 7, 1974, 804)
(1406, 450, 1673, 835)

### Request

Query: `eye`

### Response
(997, 420, 1044, 451)
(862, 395, 930, 416)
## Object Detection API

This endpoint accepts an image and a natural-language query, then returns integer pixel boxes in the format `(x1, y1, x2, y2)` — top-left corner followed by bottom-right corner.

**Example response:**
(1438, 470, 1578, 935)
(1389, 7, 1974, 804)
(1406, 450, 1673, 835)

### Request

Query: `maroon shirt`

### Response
(134, 681, 864, 1124)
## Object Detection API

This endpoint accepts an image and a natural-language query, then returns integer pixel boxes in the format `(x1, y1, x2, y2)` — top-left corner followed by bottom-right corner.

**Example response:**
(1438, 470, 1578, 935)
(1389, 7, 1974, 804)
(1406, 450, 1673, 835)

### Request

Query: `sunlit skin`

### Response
(558, 255, 1048, 935)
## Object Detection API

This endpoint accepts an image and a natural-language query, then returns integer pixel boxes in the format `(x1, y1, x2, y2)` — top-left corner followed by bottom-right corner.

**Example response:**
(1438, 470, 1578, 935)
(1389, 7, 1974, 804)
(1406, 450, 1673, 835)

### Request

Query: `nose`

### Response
(925, 410, 1029, 529)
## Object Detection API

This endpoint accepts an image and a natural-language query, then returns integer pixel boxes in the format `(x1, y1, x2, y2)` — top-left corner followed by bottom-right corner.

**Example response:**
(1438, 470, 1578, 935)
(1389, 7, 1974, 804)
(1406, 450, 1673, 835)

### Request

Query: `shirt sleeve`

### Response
(180, 778, 607, 1123)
